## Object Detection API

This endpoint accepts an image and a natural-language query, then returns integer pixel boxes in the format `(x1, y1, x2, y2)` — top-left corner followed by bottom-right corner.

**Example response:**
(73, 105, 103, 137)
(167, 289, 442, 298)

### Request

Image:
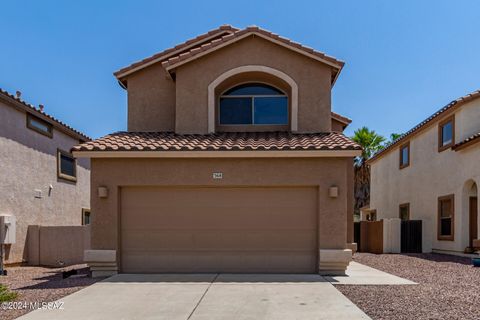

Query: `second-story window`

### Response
(27, 114, 53, 138)
(438, 115, 455, 152)
(399, 142, 410, 169)
(219, 83, 288, 125)
(57, 149, 77, 182)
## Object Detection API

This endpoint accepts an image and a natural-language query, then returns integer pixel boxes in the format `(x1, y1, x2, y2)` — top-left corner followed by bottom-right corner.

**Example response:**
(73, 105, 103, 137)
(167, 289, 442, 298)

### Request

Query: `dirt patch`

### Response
(336, 253, 480, 320)
(0, 264, 103, 320)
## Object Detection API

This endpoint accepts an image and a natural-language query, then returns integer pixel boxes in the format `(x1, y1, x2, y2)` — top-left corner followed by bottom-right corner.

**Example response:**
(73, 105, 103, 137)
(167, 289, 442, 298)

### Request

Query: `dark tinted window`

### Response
(254, 97, 288, 125)
(441, 121, 453, 146)
(27, 114, 53, 137)
(219, 84, 288, 126)
(438, 195, 454, 239)
(399, 204, 409, 221)
(399, 144, 409, 168)
(58, 150, 76, 181)
(83, 210, 91, 225)
(223, 83, 284, 96)
(61, 154, 75, 176)
(219, 98, 252, 124)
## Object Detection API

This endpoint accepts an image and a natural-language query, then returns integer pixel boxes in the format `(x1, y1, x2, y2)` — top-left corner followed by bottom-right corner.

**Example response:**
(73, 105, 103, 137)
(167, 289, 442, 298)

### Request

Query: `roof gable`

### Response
(114, 25, 238, 80)
(161, 26, 344, 84)
(114, 25, 344, 85)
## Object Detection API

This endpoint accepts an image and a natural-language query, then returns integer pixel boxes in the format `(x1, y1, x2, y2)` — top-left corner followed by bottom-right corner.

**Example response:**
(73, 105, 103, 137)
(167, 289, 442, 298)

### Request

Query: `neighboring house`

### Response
(72, 25, 361, 275)
(0, 89, 91, 264)
(368, 90, 480, 254)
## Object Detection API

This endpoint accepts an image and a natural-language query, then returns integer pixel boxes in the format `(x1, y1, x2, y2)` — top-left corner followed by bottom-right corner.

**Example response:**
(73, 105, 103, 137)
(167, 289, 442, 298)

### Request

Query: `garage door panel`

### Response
(122, 229, 316, 251)
(121, 187, 317, 273)
(122, 251, 316, 273)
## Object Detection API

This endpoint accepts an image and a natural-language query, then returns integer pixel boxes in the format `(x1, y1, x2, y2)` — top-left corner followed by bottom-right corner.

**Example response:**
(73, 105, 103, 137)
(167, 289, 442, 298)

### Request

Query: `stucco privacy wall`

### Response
(0, 102, 90, 263)
(27, 225, 90, 266)
(370, 99, 480, 252)
(147, 36, 332, 134)
(90, 157, 351, 263)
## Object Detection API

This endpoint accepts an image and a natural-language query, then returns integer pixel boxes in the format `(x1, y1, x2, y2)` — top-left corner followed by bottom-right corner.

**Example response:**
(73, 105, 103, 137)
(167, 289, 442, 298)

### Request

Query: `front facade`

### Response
(74, 25, 361, 274)
(0, 89, 91, 264)
(369, 90, 480, 253)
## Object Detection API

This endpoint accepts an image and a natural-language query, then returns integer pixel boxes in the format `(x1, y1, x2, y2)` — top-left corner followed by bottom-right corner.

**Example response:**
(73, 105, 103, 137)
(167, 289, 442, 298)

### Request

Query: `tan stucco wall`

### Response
(0, 102, 90, 263)
(124, 36, 333, 134)
(127, 63, 175, 131)
(89, 157, 352, 259)
(346, 158, 354, 243)
(331, 119, 346, 133)
(175, 36, 332, 134)
(370, 99, 480, 252)
(27, 225, 90, 266)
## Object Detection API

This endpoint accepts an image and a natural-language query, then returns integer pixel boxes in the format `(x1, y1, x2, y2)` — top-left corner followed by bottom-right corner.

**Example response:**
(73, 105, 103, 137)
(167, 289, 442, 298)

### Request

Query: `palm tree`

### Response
(351, 127, 386, 214)
(387, 133, 403, 144)
(351, 127, 386, 166)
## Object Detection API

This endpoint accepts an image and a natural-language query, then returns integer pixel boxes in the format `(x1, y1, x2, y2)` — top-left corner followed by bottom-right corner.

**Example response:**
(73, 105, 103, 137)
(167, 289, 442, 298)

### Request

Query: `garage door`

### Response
(120, 187, 318, 273)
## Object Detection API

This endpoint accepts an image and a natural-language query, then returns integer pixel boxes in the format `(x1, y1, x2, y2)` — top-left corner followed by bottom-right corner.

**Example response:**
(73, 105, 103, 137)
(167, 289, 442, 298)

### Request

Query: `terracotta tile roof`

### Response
(453, 132, 480, 151)
(0, 88, 91, 141)
(72, 131, 361, 152)
(161, 26, 344, 72)
(114, 25, 344, 83)
(114, 25, 238, 79)
(368, 89, 480, 163)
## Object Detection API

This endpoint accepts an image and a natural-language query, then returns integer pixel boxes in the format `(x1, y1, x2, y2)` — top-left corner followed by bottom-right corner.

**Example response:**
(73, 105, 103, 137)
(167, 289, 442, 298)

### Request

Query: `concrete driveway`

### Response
(19, 273, 370, 320)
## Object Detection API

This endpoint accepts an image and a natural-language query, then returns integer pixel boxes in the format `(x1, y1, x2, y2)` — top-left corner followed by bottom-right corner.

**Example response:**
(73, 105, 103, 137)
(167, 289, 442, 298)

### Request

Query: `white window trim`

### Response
(208, 65, 298, 133)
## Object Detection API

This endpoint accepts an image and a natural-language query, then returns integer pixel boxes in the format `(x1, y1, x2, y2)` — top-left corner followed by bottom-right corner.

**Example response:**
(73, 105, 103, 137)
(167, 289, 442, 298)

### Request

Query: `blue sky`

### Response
(1, 1, 479, 139)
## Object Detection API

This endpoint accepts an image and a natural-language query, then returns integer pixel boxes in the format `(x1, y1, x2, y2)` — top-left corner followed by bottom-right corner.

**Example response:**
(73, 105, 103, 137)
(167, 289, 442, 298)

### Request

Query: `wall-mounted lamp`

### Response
(329, 186, 339, 198)
(98, 187, 109, 198)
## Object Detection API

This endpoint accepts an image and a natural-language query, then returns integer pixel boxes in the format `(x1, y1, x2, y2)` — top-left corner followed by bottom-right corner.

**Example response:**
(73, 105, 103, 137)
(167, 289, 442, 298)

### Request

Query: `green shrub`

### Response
(0, 284, 17, 302)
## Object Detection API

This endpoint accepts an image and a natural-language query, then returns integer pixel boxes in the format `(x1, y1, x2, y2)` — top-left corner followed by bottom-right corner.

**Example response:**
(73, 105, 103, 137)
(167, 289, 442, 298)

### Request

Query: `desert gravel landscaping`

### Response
(336, 253, 480, 320)
(0, 265, 102, 320)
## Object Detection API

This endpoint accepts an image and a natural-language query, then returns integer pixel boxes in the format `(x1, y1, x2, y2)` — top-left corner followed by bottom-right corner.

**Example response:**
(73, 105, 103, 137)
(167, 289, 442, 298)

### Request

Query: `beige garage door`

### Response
(120, 186, 318, 273)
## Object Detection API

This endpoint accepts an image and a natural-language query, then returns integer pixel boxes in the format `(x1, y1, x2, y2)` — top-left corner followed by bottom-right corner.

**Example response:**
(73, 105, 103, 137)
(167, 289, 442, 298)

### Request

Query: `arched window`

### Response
(219, 83, 288, 125)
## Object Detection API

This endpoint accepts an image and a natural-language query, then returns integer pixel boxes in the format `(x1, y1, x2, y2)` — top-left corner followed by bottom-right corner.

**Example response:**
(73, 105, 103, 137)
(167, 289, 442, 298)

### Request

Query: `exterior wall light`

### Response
(329, 186, 339, 198)
(98, 186, 109, 198)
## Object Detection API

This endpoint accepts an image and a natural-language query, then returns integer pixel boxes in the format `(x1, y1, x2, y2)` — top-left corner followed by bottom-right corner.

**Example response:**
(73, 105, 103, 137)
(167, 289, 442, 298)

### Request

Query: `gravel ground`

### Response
(0, 264, 103, 320)
(336, 253, 480, 320)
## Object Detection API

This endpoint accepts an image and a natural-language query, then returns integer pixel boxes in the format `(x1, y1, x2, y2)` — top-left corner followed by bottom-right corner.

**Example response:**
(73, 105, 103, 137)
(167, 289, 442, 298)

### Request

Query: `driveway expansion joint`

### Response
(187, 273, 219, 320)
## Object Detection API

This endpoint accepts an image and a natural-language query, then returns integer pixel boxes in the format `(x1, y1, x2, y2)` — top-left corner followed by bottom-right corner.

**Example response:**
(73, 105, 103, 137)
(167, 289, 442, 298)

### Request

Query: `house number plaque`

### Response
(212, 172, 223, 179)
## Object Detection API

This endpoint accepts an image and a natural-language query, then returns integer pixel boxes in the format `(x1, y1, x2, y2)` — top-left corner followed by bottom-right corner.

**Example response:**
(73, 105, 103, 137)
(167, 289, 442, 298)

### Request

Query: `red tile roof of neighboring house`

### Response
(0, 88, 91, 142)
(114, 25, 344, 84)
(114, 25, 238, 79)
(367, 89, 480, 164)
(453, 132, 480, 151)
(72, 131, 361, 152)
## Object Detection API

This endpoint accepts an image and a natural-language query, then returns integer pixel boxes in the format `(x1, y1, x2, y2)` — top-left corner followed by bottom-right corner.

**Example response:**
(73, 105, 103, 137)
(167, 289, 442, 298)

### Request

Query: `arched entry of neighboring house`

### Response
(465, 181, 478, 249)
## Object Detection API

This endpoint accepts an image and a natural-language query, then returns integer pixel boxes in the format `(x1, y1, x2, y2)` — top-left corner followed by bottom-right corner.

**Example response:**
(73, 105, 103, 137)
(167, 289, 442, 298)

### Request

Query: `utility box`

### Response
(0, 214, 16, 244)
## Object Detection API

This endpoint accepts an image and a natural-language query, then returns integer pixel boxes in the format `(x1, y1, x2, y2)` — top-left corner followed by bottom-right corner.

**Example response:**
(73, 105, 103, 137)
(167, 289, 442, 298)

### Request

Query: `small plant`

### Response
(0, 284, 17, 302)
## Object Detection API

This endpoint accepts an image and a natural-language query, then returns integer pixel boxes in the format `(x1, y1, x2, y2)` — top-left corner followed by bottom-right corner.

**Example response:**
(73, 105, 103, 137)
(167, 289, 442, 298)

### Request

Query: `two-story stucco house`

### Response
(0, 88, 91, 264)
(368, 90, 480, 254)
(72, 25, 362, 275)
